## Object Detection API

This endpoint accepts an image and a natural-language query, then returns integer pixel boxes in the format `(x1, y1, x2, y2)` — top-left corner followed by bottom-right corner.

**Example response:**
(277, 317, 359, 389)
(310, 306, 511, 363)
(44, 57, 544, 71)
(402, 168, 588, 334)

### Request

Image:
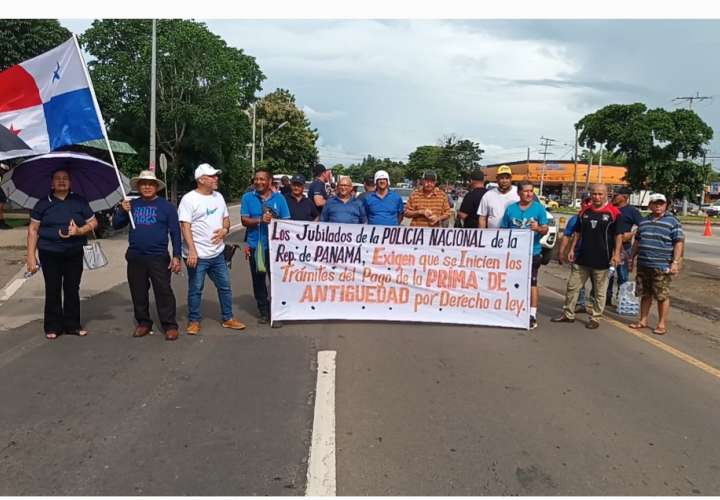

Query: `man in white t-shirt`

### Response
(178, 163, 245, 334)
(478, 165, 520, 228)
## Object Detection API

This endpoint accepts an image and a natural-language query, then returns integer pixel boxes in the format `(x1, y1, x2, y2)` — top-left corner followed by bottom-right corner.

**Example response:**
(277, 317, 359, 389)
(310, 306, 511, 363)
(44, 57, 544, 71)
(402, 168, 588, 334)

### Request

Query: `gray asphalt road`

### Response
(682, 224, 720, 267)
(1, 232, 720, 495)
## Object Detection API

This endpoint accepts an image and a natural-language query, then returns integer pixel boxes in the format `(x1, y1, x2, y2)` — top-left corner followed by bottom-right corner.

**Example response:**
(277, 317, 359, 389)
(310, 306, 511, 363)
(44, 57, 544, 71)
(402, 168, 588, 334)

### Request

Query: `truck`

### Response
(629, 190, 652, 209)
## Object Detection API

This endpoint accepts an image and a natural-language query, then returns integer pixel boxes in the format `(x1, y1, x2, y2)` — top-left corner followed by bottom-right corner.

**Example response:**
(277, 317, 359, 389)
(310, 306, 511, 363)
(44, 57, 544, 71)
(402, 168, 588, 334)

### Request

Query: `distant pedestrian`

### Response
(279, 175, 292, 196)
(320, 176, 367, 224)
(501, 181, 548, 330)
(478, 165, 519, 228)
(113, 170, 182, 341)
(178, 163, 246, 335)
(552, 184, 621, 329)
(363, 170, 405, 226)
(356, 174, 375, 203)
(404, 170, 450, 227)
(457, 167, 486, 228)
(284, 174, 318, 222)
(240, 169, 291, 326)
(26, 169, 98, 339)
(628, 193, 684, 335)
(308, 163, 333, 214)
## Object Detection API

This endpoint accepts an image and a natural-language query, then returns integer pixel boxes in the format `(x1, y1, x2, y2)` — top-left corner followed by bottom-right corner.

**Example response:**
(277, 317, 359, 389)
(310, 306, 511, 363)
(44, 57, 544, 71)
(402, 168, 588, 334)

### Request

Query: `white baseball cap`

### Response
(194, 163, 222, 180)
(374, 170, 390, 183)
(648, 193, 667, 203)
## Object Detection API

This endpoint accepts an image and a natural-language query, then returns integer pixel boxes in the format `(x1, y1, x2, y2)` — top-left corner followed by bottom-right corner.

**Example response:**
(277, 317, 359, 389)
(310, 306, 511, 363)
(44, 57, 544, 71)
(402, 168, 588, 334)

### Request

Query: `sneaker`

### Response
(133, 325, 152, 337)
(551, 313, 575, 323)
(186, 321, 201, 335)
(258, 316, 269, 325)
(165, 329, 179, 341)
(271, 320, 283, 329)
(222, 318, 246, 330)
(529, 316, 537, 330)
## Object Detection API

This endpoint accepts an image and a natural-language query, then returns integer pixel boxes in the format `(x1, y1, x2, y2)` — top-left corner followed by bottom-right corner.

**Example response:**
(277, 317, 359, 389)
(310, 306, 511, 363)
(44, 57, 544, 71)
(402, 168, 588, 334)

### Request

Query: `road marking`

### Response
(541, 286, 720, 381)
(0, 278, 26, 303)
(306, 350, 336, 496)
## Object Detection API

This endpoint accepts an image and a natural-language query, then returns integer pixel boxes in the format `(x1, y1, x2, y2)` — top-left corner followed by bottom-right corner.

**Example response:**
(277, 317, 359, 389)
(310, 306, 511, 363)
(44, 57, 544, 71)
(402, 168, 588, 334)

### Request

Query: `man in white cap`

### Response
(363, 169, 405, 226)
(113, 170, 182, 340)
(478, 165, 519, 228)
(628, 193, 684, 335)
(178, 163, 246, 335)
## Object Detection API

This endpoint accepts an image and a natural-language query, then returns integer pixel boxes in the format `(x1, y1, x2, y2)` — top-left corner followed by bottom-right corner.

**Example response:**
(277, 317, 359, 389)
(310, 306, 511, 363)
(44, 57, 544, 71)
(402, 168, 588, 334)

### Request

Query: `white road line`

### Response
(306, 350, 337, 496)
(0, 278, 26, 303)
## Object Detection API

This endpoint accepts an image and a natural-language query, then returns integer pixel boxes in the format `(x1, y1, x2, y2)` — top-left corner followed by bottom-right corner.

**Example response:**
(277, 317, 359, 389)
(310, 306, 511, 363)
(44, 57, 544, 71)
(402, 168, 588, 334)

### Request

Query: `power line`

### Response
(539, 136, 557, 195)
(673, 91, 712, 110)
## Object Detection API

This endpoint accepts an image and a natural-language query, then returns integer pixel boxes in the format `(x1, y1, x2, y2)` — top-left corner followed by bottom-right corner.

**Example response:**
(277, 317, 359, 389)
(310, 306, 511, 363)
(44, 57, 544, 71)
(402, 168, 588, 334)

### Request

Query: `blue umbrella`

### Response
(0, 151, 130, 212)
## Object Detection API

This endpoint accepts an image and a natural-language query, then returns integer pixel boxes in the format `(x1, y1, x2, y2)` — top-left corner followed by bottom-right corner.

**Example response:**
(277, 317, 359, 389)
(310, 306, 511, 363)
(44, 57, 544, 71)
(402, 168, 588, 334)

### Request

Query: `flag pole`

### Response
(72, 35, 135, 229)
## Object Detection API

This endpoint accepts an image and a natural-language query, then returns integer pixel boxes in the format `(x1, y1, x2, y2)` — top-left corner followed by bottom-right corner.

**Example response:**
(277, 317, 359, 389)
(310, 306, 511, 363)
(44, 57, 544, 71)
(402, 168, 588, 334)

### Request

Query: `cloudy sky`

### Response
(59, 18, 720, 167)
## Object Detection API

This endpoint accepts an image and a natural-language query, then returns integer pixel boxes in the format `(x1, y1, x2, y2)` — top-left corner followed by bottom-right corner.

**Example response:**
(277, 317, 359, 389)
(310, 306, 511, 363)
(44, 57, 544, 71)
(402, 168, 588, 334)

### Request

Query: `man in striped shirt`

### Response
(628, 193, 684, 335)
(404, 170, 451, 227)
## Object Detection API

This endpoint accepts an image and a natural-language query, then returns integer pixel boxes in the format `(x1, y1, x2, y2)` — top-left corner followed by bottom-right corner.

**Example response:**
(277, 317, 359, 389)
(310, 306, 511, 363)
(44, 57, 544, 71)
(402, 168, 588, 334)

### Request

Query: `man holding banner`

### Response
(240, 169, 290, 326)
(501, 181, 548, 330)
(363, 170, 404, 226)
(404, 170, 450, 227)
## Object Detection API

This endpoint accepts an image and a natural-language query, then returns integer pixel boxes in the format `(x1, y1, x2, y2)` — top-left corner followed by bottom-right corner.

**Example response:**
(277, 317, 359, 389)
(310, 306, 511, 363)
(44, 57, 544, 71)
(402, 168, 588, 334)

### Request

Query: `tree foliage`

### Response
(577, 103, 713, 199)
(339, 155, 406, 185)
(256, 89, 319, 177)
(579, 148, 627, 166)
(81, 19, 264, 201)
(406, 135, 484, 183)
(0, 20, 72, 71)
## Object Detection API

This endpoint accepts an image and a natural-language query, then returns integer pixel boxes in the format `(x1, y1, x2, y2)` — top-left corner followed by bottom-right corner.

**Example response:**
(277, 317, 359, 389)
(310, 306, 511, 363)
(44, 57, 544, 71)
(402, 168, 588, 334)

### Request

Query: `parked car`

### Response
(539, 195, 559, 210)
(706, 202, 720, 217)
(540, 212, 557, 265)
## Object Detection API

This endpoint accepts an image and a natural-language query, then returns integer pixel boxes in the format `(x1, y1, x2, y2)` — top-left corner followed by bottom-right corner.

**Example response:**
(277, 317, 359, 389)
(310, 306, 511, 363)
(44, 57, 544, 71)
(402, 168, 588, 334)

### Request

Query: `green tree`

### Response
(0, 20, 72, 71)
(406, 135, 484, 184)
(579, 148, 627, 166)
(255, 89, 319, 177)
(81, 19, 264, 201)
(343, 155, 406, 185)
(577, 103, 713, 200)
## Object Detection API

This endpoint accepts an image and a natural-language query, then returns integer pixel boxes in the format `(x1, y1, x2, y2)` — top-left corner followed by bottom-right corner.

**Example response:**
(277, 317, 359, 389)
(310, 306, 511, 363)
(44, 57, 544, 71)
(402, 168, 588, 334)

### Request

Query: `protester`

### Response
(501, 181, 548, 330)
(112, 170, 181, 341)
(284, 174, 318, 221)
(320, 175, 367, 224)
(178, 163, 245, 334)
(608, 187, 642, 307)
(279, 175, 292, 196)
(628, 193, 684, 335)
(240, 169, 291, 326)
(404, 170, 450, 227)
(478, 165, 519, 228)
(363, 170, 405, 226)
(552, 184, 621, 329)
(26, 169, 98, 339)
(457, 167, 486, 228)
(308, 163, 333, 213)
(356, 174, 375, 202)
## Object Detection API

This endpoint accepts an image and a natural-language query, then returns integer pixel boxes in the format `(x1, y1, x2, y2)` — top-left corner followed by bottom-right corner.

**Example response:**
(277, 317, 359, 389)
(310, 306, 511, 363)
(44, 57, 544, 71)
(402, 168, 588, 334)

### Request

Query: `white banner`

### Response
(269, 220, 533, 329)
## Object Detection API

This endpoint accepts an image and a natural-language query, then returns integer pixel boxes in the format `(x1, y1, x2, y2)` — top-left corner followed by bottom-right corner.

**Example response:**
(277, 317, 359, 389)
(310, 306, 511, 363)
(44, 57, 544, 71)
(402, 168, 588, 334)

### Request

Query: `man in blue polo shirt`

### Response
(308, 163, 333, 214)
(240, 169, 291, 326)
(284, 174, 318, 221)
(363, 170, 404, 226)
(321, 175, 367, 224)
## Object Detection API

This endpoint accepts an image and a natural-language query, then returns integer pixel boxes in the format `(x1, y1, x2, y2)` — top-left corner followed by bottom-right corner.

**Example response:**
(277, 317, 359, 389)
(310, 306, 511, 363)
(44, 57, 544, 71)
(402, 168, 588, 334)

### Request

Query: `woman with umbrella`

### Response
(26, 168, 98, 339)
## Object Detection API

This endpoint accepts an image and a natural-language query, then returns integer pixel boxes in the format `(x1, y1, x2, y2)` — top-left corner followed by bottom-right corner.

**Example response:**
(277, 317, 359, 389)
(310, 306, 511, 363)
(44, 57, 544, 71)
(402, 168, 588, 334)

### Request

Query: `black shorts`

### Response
(0, 188, 6, 204)
(531, 254, 542, 287)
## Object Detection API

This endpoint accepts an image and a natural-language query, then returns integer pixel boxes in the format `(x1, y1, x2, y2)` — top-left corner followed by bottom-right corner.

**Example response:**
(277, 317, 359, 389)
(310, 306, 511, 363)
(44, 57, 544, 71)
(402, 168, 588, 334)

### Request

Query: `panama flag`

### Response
(0, 37, 104, 161)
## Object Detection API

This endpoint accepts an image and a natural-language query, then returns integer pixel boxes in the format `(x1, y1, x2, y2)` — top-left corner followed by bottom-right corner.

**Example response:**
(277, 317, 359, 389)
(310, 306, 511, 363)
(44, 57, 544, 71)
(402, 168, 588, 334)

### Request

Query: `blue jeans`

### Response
(186, 253, 233, 322)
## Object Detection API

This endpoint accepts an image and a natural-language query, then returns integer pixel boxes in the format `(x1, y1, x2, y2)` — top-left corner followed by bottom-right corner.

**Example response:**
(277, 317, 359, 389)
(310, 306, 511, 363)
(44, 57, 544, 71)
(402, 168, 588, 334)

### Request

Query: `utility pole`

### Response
(149, 19, 157, 172)
(584, 146, 593, 193)
(572, 126, 579, 205)
(526, 147, 530, 170)
(597, 142, 604, 183)
(673, 92, 712, 110)
(538, 136, 556, 196)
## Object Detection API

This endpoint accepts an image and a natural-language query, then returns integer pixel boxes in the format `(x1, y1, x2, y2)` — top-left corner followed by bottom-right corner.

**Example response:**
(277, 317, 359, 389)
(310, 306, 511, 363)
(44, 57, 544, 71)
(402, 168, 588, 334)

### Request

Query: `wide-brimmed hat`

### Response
(130, 170, 166, 191)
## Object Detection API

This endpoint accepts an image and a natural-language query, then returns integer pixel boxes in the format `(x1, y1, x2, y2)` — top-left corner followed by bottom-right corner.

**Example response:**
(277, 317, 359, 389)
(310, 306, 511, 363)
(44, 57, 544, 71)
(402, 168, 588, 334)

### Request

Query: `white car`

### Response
(540, 211, 557, 265)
